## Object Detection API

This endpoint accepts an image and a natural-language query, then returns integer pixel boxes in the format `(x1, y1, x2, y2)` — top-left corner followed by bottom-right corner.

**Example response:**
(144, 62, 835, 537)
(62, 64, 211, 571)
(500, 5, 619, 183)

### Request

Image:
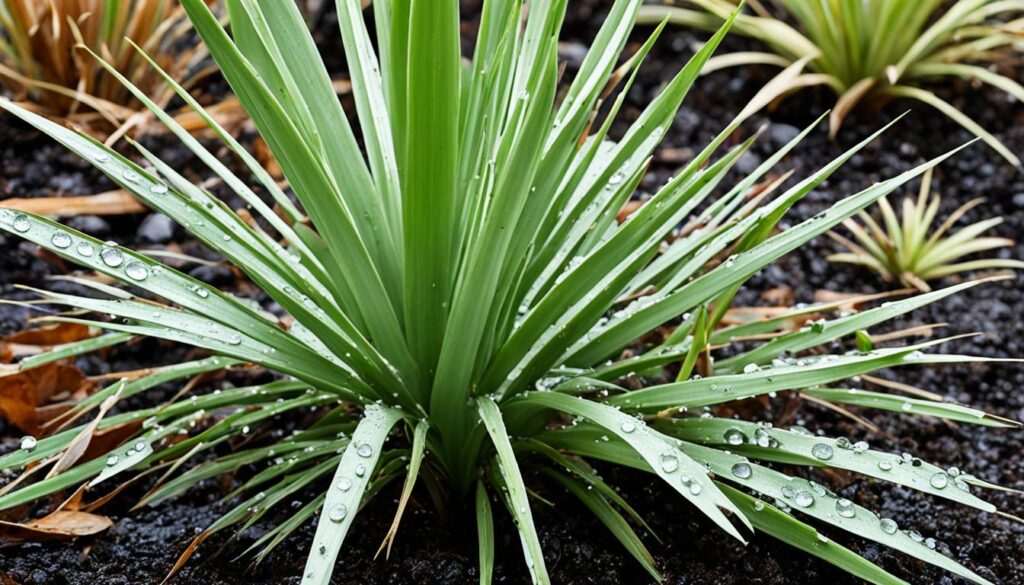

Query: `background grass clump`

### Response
(0, 0, 210, 129)
(640, 0, 1024, 168)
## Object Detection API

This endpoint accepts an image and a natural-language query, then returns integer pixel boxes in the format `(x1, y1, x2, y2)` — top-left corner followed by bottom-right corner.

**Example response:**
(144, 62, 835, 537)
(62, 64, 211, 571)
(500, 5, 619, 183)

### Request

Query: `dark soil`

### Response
(2, 2, 1023, 584)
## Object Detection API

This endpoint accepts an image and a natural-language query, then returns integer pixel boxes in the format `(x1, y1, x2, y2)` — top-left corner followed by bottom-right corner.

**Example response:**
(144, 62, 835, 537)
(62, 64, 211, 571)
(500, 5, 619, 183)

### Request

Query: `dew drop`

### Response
(76, 241, 94, 257)
(150, 183, 169, 195)
(730, 463, 752, 479)
(356, 443, 373, 458)
(811, 443, 834, 461)
(91, 151, 110, 163)
(753, 428, 772, 448)
(724, 428, 746, 446)
(100, 246, 124, 267)
(742, 363, 759, 374)
(688, 482, 702, 496)
(620, 420, 636, 433)
(226, 332, 242, 345)
(122, 169, 140, 183)
(19, 436, 37, 450)
(51, 231, 72, 249)
(12, 213, 30, 233)
(134, 440, 147, 452)
(659, 453, 679, 473)
(124, 261, 148, 281)
(879, 518, 898, 535)
(327, 504, 348, 523)
(929, 472, 948, 489)
(877, 460, 893, 471)
(336, 477, 352, 492)
(106, 454, 119, 466)
(355, 464, 366, 477)
(793, 490, 814, 508)
(835, 498, 855, 518)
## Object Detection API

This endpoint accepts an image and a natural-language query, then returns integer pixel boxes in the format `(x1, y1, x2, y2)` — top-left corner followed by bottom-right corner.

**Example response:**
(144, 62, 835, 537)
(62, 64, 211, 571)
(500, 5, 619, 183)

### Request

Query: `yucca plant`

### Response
(639, 0, 1024, 168)
(828, 169, 1024, 291)
(0, 0, 209, 127)
(0, 1, 1018, 584)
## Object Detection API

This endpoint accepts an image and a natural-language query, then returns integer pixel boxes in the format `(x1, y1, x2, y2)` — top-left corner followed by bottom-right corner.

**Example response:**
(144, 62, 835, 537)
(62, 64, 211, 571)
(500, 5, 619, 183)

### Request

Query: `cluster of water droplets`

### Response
(105, 439, 149, 468)
(652, 448, 703, 496)
(8, 211, 158, 285)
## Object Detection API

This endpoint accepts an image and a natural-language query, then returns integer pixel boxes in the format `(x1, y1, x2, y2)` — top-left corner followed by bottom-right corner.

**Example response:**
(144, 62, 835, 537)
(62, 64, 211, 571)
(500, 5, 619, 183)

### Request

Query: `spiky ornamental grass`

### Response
(0, 1, 1019, 584)
(638, 0, 1024, 169)
(829, 168, 1024, 292)
(0, 0, 209, 126)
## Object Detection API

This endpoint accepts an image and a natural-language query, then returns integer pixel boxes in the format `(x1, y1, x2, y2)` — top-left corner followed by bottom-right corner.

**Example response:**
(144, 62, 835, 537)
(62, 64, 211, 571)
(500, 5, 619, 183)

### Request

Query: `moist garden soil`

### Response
(1, 2, 1023, 584)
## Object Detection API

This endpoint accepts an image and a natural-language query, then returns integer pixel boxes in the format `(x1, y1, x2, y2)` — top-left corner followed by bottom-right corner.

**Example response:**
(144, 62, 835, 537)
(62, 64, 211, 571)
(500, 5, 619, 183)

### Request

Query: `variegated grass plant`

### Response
(0, 1, 1019, 584)
(639, 0, 1024, 168)
(829, 168, 1024, 291)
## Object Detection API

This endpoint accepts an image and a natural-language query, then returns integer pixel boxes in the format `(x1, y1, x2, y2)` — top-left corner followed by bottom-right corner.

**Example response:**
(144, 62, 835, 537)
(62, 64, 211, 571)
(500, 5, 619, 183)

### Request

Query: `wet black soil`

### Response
(2, 2, 1023, 584)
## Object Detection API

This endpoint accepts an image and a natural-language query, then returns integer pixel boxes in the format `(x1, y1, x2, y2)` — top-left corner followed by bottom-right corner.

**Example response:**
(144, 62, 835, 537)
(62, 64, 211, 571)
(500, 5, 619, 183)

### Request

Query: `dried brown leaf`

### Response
(0, 510, 112, 542)
(0, 363, 84, 434)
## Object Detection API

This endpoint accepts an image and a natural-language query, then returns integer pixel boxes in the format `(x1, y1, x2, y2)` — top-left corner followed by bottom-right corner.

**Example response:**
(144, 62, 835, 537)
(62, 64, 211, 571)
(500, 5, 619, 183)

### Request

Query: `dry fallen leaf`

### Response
(0, 190, 146, 217)
(0, 363, 85, 435)
(48, 385, 124, 478)
(0, 510, 112, 542)
(2, 323, 95, 359)
(812, 288, 913, 312)
(761, 286, 794, 307)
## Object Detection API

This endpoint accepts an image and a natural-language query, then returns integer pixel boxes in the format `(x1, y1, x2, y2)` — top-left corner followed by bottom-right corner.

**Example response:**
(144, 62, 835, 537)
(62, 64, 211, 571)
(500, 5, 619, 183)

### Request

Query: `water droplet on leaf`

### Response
(100, 246, 124, 267)
(328, 504, 348, 523)
(724, 428, 746, 446)
(659, 453, 679, 473)
(51, 231, 71, 249)
(811, 443, 834, 461)
(793, 490, 814, 507)
(124, 261, 148, 281)
(12, 214, 30, 233)
(730, 463, 752, 479)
